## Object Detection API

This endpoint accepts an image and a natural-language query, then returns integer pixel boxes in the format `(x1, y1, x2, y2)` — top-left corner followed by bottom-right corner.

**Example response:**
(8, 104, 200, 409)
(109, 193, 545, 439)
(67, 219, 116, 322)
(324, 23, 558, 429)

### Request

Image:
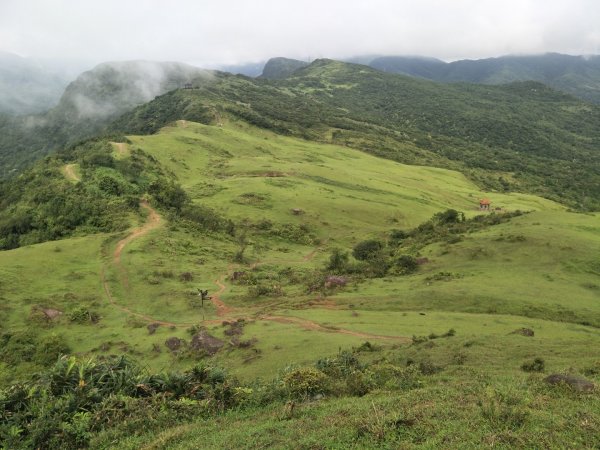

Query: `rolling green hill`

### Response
(0, 118, 598, 448)
(111, 59, 600, 210)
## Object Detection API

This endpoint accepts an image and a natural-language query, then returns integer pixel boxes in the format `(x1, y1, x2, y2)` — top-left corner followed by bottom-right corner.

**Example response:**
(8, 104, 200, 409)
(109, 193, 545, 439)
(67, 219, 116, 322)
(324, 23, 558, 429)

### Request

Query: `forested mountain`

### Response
(370, 53, 600, 103)
(260, 57, 309, 79)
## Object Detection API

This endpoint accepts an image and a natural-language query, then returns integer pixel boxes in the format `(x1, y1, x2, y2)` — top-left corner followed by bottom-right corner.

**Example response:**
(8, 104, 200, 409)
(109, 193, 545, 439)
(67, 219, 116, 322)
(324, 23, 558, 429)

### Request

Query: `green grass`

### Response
(130, 120, 561, 244)
(1, 120, 599, 448)
(99, 380, 600, 449)
(1, 121, 598, 382)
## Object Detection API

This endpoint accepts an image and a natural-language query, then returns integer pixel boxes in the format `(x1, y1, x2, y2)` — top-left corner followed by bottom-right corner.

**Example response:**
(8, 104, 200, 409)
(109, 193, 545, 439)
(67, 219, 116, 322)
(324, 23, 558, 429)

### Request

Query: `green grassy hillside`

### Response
(112, 60, 600, 211)
(1, 120, 598, 448)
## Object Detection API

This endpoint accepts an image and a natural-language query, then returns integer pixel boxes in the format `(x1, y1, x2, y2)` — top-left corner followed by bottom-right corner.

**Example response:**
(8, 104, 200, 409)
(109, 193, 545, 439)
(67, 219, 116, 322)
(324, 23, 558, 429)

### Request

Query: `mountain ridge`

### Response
(369, 52, 600, 103)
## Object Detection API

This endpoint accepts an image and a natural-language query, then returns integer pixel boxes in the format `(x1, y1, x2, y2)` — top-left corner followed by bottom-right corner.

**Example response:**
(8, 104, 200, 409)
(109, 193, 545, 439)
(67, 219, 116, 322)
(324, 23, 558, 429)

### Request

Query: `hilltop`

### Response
(260, 57, 309, 79)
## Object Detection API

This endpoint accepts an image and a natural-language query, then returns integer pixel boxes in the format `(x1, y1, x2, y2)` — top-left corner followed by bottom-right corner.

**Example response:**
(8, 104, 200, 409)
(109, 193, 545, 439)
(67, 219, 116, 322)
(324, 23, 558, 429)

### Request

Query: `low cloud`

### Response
(58, 60, 214, 120)
(1, 0, 599, 69)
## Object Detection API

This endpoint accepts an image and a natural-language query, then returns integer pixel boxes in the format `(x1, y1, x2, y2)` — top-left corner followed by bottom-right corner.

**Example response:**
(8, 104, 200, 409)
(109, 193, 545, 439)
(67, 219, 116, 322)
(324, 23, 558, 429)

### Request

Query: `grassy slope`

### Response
(1, 121, 599, 447)
(112, 60, 600, 210)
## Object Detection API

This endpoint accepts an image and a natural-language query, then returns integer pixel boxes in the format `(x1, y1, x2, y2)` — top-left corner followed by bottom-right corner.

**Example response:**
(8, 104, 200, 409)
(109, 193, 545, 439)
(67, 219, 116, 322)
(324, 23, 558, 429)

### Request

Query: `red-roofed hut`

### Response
(479, 198, 491, 210)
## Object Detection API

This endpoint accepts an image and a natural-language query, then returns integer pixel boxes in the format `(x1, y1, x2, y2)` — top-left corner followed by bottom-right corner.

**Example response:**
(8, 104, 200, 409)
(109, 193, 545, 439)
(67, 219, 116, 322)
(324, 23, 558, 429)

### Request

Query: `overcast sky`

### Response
(1, 0, 599, 69)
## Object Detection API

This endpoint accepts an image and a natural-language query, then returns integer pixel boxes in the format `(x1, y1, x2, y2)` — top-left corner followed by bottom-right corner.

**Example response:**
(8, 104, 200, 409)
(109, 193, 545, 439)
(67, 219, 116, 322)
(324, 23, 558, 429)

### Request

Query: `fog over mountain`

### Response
(0, 52, 74, 114)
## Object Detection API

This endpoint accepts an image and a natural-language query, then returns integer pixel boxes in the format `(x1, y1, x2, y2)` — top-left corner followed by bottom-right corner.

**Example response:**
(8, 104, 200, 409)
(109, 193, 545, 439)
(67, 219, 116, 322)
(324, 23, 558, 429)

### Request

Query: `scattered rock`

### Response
(291, 208, 304, 215)
(230, 336, 258, 348)
(511, 328, 534, 337)
(179, 272, 193, 282)
(147, 323, 161, 335)
(165, 337, 184, 352)
(224, 321, 244, 336)
(544, 374, 595, 392)
(42, 308, 63, 320)
(190, 331, 224, 355)
(231, 271, 246, 281)
(325, 275, 347, 288)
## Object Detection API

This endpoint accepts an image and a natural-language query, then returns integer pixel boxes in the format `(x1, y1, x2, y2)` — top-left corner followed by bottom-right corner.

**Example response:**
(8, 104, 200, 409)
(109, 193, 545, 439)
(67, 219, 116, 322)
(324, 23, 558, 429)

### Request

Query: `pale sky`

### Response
(1, 0, 599, 69)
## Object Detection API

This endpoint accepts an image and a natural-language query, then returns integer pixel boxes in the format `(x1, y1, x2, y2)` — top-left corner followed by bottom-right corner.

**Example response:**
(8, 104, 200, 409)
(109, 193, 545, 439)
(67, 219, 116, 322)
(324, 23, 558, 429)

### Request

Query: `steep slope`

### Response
(111, 59, 600, 210)
(370, 53, 600, 104)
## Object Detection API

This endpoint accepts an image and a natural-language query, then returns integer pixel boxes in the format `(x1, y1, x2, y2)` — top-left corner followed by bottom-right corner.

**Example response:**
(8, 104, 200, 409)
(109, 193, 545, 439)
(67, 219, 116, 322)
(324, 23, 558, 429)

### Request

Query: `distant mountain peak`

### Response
(260, 57, 309, 79)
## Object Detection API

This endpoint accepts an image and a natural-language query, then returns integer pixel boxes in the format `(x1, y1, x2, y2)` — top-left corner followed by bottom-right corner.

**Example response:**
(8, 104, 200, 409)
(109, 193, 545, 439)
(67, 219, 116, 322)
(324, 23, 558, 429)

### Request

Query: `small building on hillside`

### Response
(479, 198, 491, 210)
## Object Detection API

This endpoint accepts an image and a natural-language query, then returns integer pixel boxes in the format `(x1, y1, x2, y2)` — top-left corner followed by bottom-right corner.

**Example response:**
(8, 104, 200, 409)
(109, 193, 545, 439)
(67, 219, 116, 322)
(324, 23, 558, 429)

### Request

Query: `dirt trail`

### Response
(114, 201, 162, 264)
(211, 274, 234, 316)
(111, 142, 128, 156)
(62, 164, 81, 182)
(101, 209, 408, 341)
(260, 315, 411, 342)
(101, 202, 186, 327)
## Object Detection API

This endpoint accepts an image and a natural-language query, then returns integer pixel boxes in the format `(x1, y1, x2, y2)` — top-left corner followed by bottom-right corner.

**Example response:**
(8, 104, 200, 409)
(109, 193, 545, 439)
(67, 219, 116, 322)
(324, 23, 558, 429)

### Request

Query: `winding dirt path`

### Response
(259, 315, 411, 342)
(100, 209, 408, 341)
(101, 202, 187, 327)
(211, 273, 234, 316)
(114, 201, 162, 265)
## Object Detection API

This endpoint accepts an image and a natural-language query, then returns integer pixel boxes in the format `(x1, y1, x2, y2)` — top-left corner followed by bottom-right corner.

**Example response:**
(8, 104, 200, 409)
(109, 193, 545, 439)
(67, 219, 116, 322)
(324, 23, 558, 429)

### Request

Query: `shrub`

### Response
(247, 283, 284, 297)
(352, 239, 385, 261)
(418, 360, 444, 375)
(315, 351, 362, 377)
(148, 179, 188, 211)
(283, 367, 328, 399)
(68, 307, 100, 324)
(326, 248, 349, 272)
(345, 370, 373, 397)
(395, 255, 418, 274)
(521, 357, 545, 372)
(411, 335, 428, 345)
(434, 209, 463, 224)
(179, 272, 193, 282)
(388, 229, 408, 246)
